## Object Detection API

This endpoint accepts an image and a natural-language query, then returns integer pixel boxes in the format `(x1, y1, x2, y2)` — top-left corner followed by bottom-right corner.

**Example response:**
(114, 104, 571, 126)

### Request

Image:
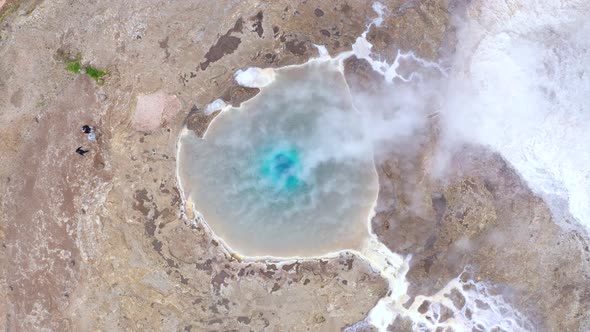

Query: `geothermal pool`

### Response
(174, 0, 590, 330)
(177, 60, 378, 257)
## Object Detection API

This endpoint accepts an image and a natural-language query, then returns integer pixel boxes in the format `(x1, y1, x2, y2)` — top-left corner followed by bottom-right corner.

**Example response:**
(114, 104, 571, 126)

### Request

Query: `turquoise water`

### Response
(177, 60, 378, 257)
(260, 147, 302, 192)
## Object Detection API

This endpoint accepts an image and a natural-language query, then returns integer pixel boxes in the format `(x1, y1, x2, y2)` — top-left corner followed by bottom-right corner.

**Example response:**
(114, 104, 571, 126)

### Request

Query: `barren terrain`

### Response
(1, 0, 589, 331)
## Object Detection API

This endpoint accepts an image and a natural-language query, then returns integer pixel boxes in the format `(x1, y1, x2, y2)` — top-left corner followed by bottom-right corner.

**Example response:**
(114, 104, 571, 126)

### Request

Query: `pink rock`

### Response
(133, 91, 181, 132)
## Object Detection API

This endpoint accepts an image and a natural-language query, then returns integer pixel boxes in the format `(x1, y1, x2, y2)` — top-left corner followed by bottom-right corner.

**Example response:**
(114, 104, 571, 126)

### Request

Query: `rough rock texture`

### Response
(2, 0, 590, 331)
(0, 0, 389, 330)
(372, 145, 590, 331)
(344, 53, 590, 330)
(367, 0, 451, 61)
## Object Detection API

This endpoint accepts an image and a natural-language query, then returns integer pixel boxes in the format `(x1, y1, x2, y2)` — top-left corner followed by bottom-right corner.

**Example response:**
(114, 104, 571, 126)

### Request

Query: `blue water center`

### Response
(260, 147, 302, 191)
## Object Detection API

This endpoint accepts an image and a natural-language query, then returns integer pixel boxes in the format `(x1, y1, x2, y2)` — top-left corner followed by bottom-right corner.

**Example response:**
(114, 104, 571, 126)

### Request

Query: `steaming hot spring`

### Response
(177, 59, 379, 258)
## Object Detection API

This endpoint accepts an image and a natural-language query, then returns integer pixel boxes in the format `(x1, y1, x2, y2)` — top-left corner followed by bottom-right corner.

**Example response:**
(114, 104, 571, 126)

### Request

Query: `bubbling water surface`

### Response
(177, 60, 378, 257)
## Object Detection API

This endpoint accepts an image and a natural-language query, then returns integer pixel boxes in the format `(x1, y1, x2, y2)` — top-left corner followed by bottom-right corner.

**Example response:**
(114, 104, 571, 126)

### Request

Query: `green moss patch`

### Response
(65, 59, 81, 73)
(64, 56, 107, 85)
(85, 66, 106, 82)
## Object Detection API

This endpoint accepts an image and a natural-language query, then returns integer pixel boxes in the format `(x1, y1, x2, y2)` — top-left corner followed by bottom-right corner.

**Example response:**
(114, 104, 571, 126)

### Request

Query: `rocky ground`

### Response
(343, 52, 590, 330)
(1, 0, 589, 331)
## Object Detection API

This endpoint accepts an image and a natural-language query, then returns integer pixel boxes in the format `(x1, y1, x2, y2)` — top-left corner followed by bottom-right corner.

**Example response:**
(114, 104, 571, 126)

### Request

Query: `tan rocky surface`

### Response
(367, 0, 450, 61)
(2, 0, 590, 331)
(371, 144, 590, 330)
(0, 0, 390, 330)
(343, 53, 590, 330)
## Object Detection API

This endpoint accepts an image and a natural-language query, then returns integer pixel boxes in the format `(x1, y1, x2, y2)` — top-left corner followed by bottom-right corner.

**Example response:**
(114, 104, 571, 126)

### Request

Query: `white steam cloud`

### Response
(235, 0, 590, 232)
(440, 0, 590, 229)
